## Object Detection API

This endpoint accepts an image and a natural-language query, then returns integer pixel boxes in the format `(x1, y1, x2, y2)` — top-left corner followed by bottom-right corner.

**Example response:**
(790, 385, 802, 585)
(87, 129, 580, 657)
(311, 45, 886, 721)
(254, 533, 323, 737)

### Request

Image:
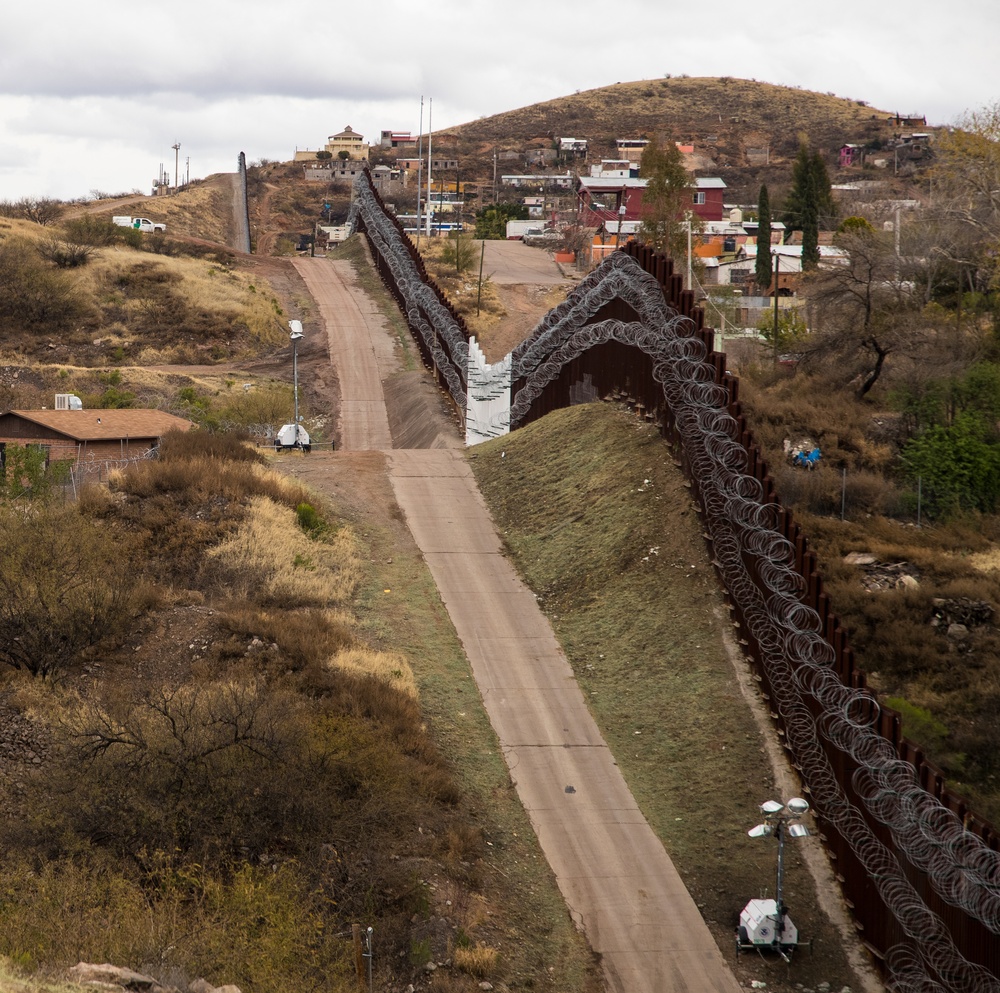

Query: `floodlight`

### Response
(786, 797, 810, 816)
(748, 824, 772, 838)
(787, 823, 810, 839)
(288, 319, 304, 340)
(760, 800, 784, 815)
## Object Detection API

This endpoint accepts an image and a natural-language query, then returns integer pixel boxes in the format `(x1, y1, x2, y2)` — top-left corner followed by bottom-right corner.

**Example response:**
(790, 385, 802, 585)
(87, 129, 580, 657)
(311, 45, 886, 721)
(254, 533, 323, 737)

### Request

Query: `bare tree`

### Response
(15, 196, 64, 226)
(801, 224, 925, 397)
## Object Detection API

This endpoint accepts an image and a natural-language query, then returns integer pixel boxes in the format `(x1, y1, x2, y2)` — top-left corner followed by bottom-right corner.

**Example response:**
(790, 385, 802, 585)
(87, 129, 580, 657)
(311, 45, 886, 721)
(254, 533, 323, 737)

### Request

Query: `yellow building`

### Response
(294, 125, 370, 163)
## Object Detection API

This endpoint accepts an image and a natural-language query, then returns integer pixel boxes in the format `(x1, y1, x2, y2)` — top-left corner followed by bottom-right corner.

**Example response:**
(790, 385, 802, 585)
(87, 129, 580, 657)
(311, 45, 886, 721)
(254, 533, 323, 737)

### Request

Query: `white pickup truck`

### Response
(112, 215, 166, 233)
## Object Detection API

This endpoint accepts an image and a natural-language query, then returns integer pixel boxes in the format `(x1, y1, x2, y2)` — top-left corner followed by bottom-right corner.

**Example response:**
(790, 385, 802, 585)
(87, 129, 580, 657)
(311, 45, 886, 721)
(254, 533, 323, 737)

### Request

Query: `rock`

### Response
(899, 574, 919, 589)
(424, 961, 438, 973)
(69, 963, 158, 989)
(188, 980, 215, 993)
(479, 984, 494, 991)
(947, 623, 970, 640)
(844, 552, 877, 566)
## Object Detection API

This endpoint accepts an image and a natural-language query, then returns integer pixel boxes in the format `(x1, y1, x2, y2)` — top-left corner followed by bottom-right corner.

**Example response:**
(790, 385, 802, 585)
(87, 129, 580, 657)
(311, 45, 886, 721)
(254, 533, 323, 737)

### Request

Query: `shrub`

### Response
(0, 506, 139, 677)
(62, 215, 122, 246)
(36, 239, 95, 268)
(0, 236, 88, 330)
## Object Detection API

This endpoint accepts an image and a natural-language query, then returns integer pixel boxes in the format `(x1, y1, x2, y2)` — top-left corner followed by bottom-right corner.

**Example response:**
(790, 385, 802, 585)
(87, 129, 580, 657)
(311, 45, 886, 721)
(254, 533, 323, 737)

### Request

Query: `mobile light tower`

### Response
(738, 797, 811, 961)
(275, 320, 310, 452)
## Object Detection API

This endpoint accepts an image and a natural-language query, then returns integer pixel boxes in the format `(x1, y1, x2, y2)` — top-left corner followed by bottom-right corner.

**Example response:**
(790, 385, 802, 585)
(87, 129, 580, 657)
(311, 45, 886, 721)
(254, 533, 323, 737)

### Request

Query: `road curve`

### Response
(293, 256, 742, 993)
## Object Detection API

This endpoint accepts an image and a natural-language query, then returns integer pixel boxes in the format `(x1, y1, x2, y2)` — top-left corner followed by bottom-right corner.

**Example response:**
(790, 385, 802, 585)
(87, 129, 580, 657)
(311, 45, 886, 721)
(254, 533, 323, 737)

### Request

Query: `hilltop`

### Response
(440, 76, 925, 201)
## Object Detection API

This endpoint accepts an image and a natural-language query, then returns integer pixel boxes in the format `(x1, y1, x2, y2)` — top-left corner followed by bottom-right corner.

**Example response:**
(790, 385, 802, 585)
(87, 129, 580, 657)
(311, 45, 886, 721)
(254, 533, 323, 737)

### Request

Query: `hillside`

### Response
(444, 76, 920, 201)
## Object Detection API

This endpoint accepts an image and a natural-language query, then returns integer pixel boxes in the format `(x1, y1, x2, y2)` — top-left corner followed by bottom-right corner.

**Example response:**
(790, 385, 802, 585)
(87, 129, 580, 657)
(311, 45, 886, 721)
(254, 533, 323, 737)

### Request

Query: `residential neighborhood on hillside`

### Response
(294, 116, 937, 328)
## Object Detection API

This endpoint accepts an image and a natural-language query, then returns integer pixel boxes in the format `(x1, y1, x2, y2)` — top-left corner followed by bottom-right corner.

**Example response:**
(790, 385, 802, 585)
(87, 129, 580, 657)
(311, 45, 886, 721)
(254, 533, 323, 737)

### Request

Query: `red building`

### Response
(577, 176, 727, 227)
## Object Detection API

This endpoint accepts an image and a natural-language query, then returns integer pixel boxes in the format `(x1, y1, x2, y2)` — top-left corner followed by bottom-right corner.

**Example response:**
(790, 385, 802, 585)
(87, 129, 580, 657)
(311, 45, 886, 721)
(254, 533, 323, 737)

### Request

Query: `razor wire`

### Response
(510, 250, 1000, 991)
(669, 330, 999, 988)
(350, 187, 1000, 989)
(348, 171, 469, 412)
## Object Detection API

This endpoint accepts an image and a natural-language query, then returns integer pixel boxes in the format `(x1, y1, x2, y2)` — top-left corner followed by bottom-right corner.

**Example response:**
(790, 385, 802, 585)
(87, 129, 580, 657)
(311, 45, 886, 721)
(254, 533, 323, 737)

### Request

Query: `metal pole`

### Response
(841, 466, 847, 521)
(477, 240, 485, 315)
(773, 250, 780, 365)
(416, 97, 424, 248)
(774, 822, 787, 942)
(686, 218, 692, 290)
(364, 926, 374, 993)
(426, 98, 433, 237)
(292, 337, 299, 440)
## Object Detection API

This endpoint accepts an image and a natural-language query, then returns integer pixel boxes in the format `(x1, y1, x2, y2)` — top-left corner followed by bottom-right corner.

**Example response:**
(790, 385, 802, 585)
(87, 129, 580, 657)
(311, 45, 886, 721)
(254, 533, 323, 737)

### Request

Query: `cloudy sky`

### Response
(1, 0, 997, 202)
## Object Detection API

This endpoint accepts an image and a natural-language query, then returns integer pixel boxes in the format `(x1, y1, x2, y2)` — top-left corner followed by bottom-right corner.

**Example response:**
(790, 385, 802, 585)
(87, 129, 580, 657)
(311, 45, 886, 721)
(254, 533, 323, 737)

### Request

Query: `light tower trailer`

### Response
(737, 797, 813, 962)
(274, 423, 311, 452)
(736, 898, 809, 957)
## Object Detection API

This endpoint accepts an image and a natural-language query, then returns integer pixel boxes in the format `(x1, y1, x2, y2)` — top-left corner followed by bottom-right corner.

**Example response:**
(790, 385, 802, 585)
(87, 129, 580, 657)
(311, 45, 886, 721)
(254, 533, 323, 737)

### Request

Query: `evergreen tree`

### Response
(801, 166, 820, 270)
(474, 202, 528, 240)
(782, 144, 834, 271)
(638, 135, 693, 260)
(755, 184, 773, 290)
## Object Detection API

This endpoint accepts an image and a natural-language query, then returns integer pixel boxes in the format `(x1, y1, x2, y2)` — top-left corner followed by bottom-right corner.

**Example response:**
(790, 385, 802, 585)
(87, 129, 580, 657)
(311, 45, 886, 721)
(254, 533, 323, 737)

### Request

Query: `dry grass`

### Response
(1, 213, 288, 366)
(329, 647, 417, 698)
(207, 495, 361, 607)
(452, 943, 499, 979)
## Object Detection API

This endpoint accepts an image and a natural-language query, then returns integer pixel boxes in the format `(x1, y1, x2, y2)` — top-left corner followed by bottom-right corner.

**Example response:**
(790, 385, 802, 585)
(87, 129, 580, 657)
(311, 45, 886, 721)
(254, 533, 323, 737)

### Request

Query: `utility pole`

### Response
(426, 98, 433, 237)
(772, 250, 781, 366)
(416, 96, 424, 247)
(172, 142, 181, 193)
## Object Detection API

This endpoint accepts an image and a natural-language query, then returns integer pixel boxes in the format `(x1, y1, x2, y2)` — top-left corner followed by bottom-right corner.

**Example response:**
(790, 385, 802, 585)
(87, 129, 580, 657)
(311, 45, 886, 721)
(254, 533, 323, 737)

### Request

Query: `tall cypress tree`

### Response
(755, 184, 772, 290)
(801, 167, 820, 270)
(783, 143, 833, 271)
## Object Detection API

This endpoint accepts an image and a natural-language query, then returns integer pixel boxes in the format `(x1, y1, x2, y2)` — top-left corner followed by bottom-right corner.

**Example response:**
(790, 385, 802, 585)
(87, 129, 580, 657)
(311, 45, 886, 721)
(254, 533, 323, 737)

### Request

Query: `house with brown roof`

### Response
(0, 408, 196, 470)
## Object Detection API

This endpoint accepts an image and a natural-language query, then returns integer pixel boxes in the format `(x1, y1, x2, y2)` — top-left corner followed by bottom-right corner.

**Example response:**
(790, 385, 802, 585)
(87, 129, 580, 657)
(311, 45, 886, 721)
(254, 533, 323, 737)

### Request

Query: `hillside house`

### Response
(559, 137, 588, 157)
(302, 161, 367, 182)
(839, 144, 863, 167)
(888, 114, 927, 127)
(0, 408, 195, 470)
(577, 175, 727, 226)
(590, 160, 637, 178)
(691, 178, 726, 222)
(380, 131, 414, 148)
(294, 125, 370, 163)
(616, 138, 648, 163)
(397, 155, 459, 173)
(501, 172, 575, 189)
(371, 164, 405, 196)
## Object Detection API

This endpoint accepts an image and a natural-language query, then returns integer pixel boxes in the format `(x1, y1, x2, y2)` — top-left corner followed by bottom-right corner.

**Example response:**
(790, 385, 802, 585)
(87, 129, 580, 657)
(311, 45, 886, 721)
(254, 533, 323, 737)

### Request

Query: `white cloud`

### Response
(0, 0, 996, 200)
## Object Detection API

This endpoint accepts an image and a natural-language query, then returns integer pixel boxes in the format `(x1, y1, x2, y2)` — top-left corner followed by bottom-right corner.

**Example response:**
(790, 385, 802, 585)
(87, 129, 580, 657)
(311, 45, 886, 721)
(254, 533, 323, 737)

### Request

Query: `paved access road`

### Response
(292, 255, 742, 993)
(480, 239, 569, 285)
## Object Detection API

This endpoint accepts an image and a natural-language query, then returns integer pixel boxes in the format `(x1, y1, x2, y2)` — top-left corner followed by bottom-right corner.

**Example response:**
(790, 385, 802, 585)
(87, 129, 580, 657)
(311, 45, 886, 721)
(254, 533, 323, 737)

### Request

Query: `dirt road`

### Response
(284, 255, 744, 993)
